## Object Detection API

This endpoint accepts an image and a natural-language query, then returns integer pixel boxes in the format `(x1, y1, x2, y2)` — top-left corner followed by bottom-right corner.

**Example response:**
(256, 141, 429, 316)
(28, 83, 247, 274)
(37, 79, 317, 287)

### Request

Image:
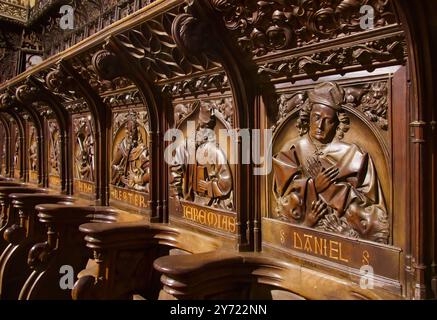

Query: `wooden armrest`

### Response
(79, 222, 170, 250)
(0, 181, 27, 187)
(10, 193, 75, 207)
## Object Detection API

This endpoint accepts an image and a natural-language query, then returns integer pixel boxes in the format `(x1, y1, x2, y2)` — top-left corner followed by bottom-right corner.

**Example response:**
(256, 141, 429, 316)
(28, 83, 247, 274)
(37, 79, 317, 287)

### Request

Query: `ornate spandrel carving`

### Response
(161, 72, 229, 97)
(29, 125, 38, 173)
(275, 80, 389, 132)
(170, 101, 234, 210)
(111, 110, 150, 193)
(113, 7, 221, 83)
(48, 120, 60, 177)
(210, 0, 397, 57)
(353, 81, 388, 130)
(174, 97, 234, 129)
(258, 36, 406, 81)
(73, 116, 95, 182)
(272, 82, 389, 244)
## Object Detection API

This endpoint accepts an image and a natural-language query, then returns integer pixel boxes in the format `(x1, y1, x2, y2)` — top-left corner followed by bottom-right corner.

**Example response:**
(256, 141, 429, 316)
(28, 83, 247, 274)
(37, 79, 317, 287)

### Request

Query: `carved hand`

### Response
(304, 200, 328, 227)
(314, 166, 339, 193)
(197, 180, 210, 194)
(307, 157, 323, 178)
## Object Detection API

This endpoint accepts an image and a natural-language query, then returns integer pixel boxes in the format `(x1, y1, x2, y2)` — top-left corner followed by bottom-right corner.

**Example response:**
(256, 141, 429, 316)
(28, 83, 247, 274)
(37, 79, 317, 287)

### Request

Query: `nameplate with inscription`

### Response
(179, 201, 237, 234)
(49, 175, 61, 187)
(263, 219, 401, 280)
(74, 180, 95, 195)
(29, 171, 38, 182)
(110, 185, 149, 209)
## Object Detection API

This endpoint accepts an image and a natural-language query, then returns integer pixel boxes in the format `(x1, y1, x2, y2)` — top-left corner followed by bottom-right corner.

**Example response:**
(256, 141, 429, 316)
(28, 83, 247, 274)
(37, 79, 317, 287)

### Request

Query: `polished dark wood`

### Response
(0, 0, 436, 300)
(0, 193, 75, 299)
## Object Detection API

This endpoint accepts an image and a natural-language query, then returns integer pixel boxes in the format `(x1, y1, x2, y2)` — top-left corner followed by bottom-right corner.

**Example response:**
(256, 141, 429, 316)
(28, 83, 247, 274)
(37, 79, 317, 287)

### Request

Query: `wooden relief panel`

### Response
(0, 124, 5, 176)
(28, 124, 38, 183)
(263, 78, 401, 282)
(13, 126, 20, 180)
(73, 115, 95, 198)
(48, 120, 61, 189)
(110, 109, 150, 212)
(169, 98, 237, 235)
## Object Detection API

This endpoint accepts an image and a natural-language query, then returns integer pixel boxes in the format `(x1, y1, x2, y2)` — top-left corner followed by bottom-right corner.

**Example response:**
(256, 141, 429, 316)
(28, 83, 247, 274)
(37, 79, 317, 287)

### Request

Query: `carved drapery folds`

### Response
(170, 100, 235, 211)
(28, 124, 38, 182)
(111, 110, 150, 194)
(73, 116, 95, 182)
(210, 0, 397, 57)
(271, 81, 389, 244)
(47, 120, 61, 183)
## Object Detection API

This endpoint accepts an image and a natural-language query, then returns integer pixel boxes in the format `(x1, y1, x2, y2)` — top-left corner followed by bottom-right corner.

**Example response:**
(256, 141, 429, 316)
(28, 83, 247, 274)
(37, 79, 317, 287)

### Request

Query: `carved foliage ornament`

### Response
(272, 81, 389, 244)
(114, 7, 220, 82)
(259, 35, 405, 80)
(162, 73, 229, 97)
(174, 98, 234, 129)
(275, 80, 389, 131)
(210, 0, 397, 57)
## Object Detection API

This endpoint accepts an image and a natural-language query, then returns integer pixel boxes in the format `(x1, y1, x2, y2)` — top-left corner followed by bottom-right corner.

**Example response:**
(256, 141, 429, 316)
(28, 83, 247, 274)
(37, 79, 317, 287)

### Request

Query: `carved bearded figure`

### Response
(272, 82, 389, 243)
(171, 102, 233, 209)
(29, 127, 38, 171)
(111, 114, 150, 193)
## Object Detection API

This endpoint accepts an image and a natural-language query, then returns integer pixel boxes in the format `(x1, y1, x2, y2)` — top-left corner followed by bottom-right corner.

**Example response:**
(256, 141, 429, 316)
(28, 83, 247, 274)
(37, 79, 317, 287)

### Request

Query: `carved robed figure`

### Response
(111, 112, 150, 193)
(273, 82, 389, 243)
(171, 102, 233, 210)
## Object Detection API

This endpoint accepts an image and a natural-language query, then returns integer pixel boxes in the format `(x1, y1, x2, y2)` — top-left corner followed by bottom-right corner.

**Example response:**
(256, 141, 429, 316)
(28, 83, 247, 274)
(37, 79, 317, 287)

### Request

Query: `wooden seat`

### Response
(0, 181, 26, 187)
(153, 251, 401, 300)
(0, 186, 49, 252)
(0, 193, 76, 299)
(72, 222, 222, 300)
(18, 203, 144, 300)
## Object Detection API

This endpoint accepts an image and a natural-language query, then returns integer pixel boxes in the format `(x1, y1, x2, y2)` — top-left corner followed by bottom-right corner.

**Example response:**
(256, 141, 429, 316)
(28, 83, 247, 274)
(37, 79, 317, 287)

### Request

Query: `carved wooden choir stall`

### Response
(0, 0, 436, 300)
